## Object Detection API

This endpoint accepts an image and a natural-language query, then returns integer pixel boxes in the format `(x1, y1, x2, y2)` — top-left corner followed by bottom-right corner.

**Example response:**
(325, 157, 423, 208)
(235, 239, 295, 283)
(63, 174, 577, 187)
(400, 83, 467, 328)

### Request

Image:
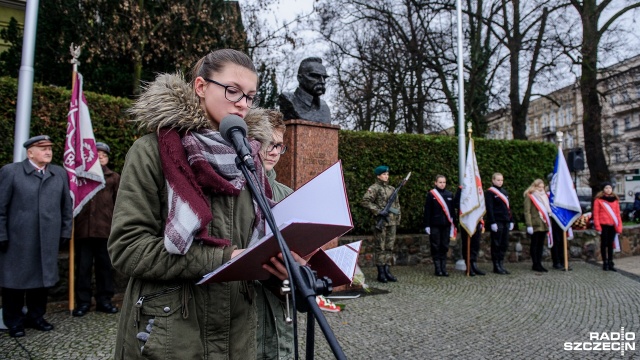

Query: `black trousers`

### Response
(1, 287, 48, 327)
(490, 221, 510, 261)
(74, 237, 115, 306)
(430, 225, 451, 261)
(461, 223, 482, 262)
(530, 232, 546, 267)
(550, 221, 567, 266)
(600, 225, 616, 265)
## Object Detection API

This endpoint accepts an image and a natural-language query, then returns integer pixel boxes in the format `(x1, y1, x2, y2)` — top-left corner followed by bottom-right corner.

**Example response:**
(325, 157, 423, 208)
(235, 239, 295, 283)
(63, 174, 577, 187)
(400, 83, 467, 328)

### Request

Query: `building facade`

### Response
(0, 1, 26, 53)
(485, 54, 640, 201)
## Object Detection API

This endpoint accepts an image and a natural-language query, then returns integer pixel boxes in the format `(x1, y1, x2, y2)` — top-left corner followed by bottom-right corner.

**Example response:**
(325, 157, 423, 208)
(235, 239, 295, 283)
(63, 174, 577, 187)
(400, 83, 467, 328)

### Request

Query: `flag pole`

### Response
(465, 122, 473, 276)
(556, 131, 570, 272)
(68, 43, 81, 313)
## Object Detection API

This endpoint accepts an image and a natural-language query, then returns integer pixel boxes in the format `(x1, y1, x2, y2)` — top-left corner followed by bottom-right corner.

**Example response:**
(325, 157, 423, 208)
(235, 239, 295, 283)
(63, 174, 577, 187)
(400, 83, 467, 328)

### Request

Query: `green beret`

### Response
(374, 165, 389, 175)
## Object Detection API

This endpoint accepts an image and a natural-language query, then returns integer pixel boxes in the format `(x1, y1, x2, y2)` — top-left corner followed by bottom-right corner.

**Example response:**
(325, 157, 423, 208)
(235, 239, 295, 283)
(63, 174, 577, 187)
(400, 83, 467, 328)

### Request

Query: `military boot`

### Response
(384, 265, 397, 282)
(608, 261, 617, 272)
(499, 260, 510, 274)
(440, 259, 449, 277)
(493, 260, 506, 274)
(434, 260, 443, 277)
(471, 262, 486, 276)
(377, 265, 388, 283)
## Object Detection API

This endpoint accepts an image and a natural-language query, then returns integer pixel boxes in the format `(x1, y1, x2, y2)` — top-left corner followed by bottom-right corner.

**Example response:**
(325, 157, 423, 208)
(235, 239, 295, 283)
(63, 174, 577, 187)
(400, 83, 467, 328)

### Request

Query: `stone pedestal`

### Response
(274, 119, 345, 290)
(275, 119, 340, 190)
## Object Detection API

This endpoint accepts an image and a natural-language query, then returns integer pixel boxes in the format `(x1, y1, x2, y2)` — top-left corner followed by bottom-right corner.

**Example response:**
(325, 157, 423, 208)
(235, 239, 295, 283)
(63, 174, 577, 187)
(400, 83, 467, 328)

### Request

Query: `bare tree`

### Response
(567, 0, 640, 192)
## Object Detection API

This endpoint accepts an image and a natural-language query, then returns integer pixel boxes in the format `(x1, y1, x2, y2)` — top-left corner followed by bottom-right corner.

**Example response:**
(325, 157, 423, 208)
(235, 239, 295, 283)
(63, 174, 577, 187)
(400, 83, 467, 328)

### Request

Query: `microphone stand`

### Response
(235, 157, 346, 360)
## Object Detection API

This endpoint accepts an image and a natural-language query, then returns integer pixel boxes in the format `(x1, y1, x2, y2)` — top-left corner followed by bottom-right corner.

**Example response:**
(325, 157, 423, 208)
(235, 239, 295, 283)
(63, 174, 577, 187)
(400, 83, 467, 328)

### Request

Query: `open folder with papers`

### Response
(198, 161, 354, 284)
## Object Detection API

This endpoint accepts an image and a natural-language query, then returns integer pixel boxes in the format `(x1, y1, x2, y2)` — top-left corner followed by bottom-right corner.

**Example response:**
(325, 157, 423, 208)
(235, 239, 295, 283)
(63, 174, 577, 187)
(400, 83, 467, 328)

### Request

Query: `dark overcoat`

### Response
(0, 159, 73, 288)
(74, 166, 120, 239)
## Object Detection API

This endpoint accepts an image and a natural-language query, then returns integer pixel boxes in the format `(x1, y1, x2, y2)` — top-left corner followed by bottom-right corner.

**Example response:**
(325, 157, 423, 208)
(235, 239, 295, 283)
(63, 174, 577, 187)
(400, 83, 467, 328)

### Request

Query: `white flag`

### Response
(460, 138, 485, 235)
(549, 146, 582, 231)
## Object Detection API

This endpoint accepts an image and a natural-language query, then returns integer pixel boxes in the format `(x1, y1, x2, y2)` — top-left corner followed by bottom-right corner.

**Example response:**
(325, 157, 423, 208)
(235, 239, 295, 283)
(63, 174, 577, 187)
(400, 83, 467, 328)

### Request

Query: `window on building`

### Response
(567, 107, 573, 124)
(543, 115, 548, 129)
(625, 117, 631, 130)
(534, 119, 539, 135)
(550, 112, 556, 128)
(636, 85, 640, 99)
(566, 133, 574, 148)
(613, 121, 619, 136)
(610, 94, 617, 106)
(613, 147, 621, 163)
(628, 145, 633, 161)
(622, 91, 630, 103)
(559, 109, 565, 127)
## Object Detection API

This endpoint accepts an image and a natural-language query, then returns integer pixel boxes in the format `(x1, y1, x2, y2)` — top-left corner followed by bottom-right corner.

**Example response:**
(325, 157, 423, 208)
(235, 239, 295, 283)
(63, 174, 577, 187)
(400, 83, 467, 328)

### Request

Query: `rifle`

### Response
(376, 172, 411, 231)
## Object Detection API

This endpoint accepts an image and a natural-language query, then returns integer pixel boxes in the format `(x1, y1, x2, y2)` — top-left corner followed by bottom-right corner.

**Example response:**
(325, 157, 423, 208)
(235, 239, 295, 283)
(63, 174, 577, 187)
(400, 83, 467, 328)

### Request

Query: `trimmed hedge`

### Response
(0, 76, 141, 173)
(1, 77, 556, 234)
(339, 131, 557, 234)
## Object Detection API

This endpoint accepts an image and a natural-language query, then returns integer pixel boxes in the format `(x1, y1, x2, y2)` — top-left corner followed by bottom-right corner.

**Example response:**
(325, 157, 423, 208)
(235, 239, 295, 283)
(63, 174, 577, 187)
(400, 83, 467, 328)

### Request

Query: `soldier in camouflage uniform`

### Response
(361, 165, 401, 283)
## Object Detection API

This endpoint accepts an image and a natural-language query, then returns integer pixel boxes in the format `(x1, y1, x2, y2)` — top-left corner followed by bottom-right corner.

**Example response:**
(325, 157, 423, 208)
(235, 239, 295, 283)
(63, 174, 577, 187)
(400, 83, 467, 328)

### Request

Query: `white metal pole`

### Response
(13, 0, 40, 162)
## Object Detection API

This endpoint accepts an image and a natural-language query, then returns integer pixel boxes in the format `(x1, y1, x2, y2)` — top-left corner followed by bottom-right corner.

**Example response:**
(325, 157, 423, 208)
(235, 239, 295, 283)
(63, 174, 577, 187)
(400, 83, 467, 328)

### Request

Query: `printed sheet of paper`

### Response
(198, 161, 353, 284)
(307, 241, 362, 287)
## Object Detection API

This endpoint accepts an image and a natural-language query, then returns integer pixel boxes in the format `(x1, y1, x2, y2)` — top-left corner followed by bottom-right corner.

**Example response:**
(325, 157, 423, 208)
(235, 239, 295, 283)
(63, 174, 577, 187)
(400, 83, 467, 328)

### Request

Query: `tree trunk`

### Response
(579, 1, 609, 194)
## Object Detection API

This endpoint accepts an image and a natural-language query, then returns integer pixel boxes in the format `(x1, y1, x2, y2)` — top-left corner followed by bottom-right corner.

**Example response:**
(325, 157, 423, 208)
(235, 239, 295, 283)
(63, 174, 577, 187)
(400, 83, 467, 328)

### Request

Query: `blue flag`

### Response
(549, 146, 582, 231)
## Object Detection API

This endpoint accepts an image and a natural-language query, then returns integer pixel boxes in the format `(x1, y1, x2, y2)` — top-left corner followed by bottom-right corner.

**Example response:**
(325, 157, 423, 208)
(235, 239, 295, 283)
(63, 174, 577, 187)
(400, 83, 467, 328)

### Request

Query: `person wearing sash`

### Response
(485, 172, 514, 274)
(423, 175, 455, 277)
(362, 165, 401, 283)
(523, 179, 552, 272)
(454, 186, 485, 276)
(593, 182, 623, 271)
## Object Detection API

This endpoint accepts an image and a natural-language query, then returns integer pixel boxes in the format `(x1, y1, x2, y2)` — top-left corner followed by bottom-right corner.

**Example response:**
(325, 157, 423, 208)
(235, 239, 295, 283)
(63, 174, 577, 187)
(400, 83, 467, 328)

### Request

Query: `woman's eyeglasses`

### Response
(266, 143, 287, 154)
(204, 78, 260, 109)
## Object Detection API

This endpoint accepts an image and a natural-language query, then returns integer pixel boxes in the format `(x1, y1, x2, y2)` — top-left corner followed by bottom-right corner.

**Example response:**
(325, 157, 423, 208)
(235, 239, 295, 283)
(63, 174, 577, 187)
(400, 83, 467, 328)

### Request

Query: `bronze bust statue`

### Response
(278, 57, 331, 124)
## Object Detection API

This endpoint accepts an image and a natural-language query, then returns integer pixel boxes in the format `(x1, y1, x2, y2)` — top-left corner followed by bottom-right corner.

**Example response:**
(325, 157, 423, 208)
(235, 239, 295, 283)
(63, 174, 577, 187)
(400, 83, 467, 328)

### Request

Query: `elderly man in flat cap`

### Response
(361, 165, 401, 283)
(72, 142, 120, 317)
(0, 135, 73, 338)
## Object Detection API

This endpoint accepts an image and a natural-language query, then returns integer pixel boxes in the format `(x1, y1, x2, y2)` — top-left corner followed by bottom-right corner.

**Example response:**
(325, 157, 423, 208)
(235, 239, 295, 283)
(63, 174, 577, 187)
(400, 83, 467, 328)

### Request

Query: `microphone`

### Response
(219, 115, 256, 171)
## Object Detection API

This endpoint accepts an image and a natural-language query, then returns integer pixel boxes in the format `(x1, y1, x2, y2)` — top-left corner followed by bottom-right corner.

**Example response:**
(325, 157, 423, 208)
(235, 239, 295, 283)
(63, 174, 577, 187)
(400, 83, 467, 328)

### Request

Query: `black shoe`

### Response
(72, 304, 91, 317)
(553, 263, 563, 270)
(383, 265, 397, 282)
(440, 260, 449, 277)
(493, 261, 506, 274)
(434, 260, 443, 277)
(25, 318, 53, 331)
(96, 302, 118, 314)
(499, 261, 510, 275)
(603, 263, 609, 271)
(471, 262, 486, 276)
(608, 263, 617, 272)
(8, 325, 26, 338)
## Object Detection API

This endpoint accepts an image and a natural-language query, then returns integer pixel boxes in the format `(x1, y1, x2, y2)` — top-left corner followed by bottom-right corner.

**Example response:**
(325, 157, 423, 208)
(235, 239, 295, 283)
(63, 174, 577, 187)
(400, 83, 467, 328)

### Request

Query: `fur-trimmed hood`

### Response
(129, 73, 272, 145)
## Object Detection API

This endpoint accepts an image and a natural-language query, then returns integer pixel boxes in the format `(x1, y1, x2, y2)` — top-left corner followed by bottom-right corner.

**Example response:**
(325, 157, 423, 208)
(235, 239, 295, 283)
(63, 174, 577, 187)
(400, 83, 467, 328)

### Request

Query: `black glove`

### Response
(0, 241, 8, 253)
(60, 237, 70, 247)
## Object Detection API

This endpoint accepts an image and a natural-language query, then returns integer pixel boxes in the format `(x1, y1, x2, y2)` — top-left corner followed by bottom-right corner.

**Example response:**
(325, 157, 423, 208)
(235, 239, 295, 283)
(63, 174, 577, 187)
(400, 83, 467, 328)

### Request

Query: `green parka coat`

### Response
(108, 73, 272, 360)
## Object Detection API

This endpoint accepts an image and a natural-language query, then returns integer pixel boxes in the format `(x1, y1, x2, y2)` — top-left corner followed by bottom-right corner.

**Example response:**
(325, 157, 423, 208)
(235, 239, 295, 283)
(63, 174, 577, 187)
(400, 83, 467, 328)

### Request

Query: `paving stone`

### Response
(1, 260, 639, 359)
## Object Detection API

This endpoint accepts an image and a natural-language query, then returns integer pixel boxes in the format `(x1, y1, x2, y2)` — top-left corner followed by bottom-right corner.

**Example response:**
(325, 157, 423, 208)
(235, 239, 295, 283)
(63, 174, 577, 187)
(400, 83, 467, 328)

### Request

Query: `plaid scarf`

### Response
(158, 127, 271, 255)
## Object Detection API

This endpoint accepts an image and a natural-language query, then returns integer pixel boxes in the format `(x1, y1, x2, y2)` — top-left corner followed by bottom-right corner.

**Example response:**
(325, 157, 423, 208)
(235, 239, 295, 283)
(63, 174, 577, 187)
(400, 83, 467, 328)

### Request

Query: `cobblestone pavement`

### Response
(2, 260, 640, 359)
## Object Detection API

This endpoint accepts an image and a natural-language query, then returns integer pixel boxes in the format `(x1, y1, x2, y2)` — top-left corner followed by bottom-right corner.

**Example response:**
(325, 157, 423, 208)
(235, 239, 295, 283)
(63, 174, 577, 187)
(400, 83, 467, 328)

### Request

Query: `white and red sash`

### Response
(488, 187, 510, 210)
(601, 201, 621, 252)
(528, 194, 553, 248)
(430, 189, 457, 239)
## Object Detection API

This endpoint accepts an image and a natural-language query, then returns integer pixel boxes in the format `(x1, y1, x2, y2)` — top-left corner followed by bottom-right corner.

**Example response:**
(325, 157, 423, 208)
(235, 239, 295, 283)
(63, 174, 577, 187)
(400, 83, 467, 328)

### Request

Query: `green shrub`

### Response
(339, 130, 556, 234)
(0, 76, 141, 173)
(1, 77, 556, 234)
